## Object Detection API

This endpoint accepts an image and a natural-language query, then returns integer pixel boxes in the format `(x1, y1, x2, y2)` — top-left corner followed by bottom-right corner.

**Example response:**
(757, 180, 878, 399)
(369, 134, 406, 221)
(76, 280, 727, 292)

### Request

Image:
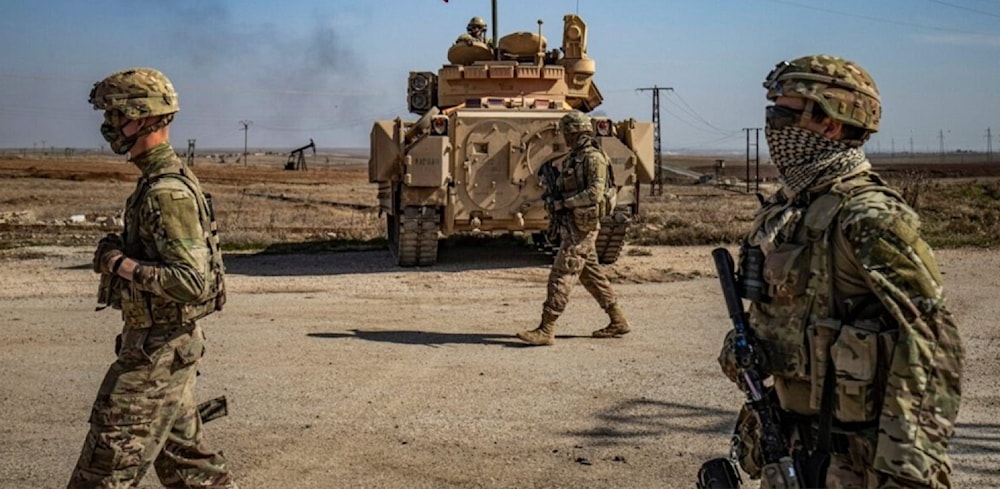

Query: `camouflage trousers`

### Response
(542, 220, 616, 315)
(68, 322, 234, 489)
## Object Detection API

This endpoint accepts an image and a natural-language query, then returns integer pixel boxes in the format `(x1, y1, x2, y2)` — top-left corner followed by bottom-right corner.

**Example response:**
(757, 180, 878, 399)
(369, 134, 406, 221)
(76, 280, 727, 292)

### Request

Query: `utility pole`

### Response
(987, 127, 993, 163)
(743, 128, 761, 193)
(239, 120, 252, 166)
(186, 139, 196, 167)
(938, 129, 946, 164)
(636, 85, 673, 196)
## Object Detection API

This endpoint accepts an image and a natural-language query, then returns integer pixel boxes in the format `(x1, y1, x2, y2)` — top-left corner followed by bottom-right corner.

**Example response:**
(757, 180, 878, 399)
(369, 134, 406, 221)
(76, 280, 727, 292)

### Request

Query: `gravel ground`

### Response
(0, 244, 996, 488)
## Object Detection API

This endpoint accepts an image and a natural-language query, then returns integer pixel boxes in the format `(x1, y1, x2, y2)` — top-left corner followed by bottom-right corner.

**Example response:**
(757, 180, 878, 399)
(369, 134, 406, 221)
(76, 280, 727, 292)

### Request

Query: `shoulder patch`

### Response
(152, 190, 202, 241)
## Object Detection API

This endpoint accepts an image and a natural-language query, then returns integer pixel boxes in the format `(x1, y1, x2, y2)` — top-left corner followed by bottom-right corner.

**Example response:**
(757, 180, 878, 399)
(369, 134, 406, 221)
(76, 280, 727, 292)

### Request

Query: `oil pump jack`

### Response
(284, 138, 315, 170)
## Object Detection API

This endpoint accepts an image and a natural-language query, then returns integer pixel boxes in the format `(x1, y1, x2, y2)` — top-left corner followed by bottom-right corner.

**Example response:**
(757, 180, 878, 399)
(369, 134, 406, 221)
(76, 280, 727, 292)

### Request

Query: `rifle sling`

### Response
(816, 358, 835, 453)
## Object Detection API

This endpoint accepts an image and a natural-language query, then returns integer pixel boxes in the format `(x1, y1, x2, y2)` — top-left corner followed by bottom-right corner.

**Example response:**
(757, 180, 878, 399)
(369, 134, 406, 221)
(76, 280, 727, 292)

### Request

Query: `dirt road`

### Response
(1, 244, 997, 488)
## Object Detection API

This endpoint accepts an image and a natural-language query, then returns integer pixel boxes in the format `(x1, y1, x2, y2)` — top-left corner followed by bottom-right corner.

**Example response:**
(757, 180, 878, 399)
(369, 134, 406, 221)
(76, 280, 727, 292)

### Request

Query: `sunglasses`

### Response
(103, 110, 126, 128)
(765, 105, 805, 129)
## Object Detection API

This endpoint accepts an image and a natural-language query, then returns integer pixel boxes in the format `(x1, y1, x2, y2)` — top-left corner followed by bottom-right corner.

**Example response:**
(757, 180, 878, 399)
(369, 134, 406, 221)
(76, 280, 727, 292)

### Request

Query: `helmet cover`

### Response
(89, 67, 179, 119)
(560, 110, 593, 135)
(763, 55, 879, 133)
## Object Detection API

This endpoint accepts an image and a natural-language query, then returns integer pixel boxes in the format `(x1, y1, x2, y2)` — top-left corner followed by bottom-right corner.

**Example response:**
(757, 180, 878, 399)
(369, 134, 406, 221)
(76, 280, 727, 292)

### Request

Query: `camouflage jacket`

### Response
(559, 135, 608, 210)
(455, 33, 494, 48)
(742, 170, 963, 484)
(119, 142, 225, 326)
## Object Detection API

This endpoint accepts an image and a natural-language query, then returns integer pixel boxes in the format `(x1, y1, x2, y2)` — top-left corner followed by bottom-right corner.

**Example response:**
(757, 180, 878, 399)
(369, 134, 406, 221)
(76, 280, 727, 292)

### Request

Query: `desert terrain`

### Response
(0, 152, 997, 488)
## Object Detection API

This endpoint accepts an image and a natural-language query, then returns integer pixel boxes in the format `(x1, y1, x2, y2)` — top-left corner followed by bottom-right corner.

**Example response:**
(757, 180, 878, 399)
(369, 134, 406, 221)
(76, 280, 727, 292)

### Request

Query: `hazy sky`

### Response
(2, 0, 998, 153)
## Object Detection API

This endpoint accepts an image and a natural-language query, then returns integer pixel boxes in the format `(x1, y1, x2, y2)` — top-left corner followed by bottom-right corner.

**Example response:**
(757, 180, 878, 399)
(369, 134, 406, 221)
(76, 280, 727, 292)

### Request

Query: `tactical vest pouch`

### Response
(763, 243, 810, 299)
(830, 321, 882, 423)
(562, 166, 580, 196)
(119, 285, 218, 328)
(807, 319, 841, 412)
(753, 301, 813, 412)
(773, 376, 815, 416)
(750, 301, 811, 383)
(120, 286, 154, 329)
(182, 297, 222, 323)
(572, 206, 600, 232)
(149, 296, 183, 325)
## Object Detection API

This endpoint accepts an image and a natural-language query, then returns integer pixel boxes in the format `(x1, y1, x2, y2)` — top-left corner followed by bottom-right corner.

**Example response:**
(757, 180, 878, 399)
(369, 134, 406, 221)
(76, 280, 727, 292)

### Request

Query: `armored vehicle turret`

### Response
(369, 13, 654, 266)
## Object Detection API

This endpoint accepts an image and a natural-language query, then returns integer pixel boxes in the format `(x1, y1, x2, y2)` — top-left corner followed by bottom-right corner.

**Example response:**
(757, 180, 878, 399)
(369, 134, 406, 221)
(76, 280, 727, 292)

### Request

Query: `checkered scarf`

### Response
(765, 125, 870, 196)
(750, 126, 872, 254)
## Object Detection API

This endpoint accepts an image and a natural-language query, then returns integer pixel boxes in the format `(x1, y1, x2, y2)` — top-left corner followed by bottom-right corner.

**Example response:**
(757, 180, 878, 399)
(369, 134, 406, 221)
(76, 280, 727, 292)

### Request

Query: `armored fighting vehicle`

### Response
(369, 13, 654, 266)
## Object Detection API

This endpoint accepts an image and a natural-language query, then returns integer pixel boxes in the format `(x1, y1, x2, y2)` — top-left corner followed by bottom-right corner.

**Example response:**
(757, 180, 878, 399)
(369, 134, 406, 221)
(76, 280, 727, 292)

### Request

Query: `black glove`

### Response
(93, 233, 123, 274)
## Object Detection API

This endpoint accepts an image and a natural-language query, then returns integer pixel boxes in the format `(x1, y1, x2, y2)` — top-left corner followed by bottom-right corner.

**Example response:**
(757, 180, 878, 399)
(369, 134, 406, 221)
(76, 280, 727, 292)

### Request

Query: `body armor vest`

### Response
(741, 174, 901, 424)
(557, 137, 615, 216)
(120, 168, 226, 328)
(558, 148, 588, 199)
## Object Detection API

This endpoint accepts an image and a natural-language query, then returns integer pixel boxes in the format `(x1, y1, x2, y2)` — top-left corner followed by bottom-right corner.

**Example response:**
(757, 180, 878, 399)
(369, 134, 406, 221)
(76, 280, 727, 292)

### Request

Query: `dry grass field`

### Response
(1, 151, 997, 252)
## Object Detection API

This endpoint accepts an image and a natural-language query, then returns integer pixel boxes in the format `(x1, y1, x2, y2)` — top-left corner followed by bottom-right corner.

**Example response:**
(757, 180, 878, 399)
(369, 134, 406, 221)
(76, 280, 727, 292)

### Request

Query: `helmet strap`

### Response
(135, 113, 173, 139)
(800, 99, 817, 126)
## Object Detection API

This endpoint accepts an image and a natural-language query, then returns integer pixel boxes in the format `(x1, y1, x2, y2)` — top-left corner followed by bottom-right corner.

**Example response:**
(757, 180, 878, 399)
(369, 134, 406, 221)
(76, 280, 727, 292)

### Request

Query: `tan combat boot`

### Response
(592, 303, 631, 338)
(516, 310, 559, 346)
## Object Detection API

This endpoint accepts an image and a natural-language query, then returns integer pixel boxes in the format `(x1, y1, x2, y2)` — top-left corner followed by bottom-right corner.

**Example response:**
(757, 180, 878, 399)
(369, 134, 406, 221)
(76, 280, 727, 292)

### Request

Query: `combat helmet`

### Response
(467, 16, 487, 33)
(763, 55, 880, 139)
(560, 110, 593, 135)
(89, 67, 179, 119)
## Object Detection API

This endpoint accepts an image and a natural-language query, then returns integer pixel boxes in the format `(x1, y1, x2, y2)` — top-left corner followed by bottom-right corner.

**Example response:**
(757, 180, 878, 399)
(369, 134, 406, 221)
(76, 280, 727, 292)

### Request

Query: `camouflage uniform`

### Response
(719, 56, 963, 489)
(456, 16, 493, 47)
(71, 69, 233, 489)
(517, 111, 629, 346)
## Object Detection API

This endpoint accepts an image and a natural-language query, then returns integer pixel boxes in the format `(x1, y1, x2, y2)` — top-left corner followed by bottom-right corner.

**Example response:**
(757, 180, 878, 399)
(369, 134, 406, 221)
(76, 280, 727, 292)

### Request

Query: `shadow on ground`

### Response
(952, 422, 1000, 478)
(307, 329, 593, 347)
(573, 398, 737, 445)
(225, 235, 553, 277)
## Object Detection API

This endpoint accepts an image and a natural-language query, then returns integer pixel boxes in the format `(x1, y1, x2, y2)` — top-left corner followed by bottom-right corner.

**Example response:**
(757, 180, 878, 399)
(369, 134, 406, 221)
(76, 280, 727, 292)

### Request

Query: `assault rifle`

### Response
(697, 248, 802, 489)
(538, 160, 563, 216)
(537, 160, 567, 244)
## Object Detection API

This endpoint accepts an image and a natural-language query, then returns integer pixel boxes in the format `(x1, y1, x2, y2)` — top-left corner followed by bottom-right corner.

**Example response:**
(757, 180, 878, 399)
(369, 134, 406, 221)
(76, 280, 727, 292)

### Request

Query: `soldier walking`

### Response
(517, 111, 631, 346)
(68, 68, 236, 489)
(717, 55, 963, 488)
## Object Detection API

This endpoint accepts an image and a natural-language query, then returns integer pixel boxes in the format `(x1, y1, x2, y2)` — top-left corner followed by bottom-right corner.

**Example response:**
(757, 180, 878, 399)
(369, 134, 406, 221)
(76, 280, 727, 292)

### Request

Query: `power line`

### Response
(760, 0, 993, 35)
(927, 0, 1000, 19)
(665, 91, 736, 136)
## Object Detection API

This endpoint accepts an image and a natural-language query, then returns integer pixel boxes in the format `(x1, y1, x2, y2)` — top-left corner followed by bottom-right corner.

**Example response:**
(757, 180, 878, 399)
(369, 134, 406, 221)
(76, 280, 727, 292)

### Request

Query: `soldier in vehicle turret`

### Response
(455, 16, 494, 49)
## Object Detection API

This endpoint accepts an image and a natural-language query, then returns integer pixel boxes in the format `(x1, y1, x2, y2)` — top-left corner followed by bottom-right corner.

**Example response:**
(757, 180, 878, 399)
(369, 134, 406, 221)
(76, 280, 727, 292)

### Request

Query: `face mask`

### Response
(101, 111, 139, 155)
(563, 130, 587, 148)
